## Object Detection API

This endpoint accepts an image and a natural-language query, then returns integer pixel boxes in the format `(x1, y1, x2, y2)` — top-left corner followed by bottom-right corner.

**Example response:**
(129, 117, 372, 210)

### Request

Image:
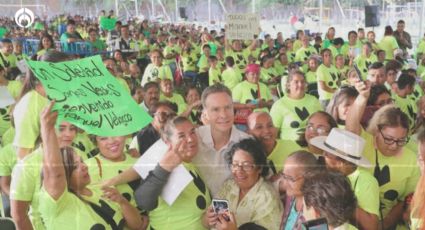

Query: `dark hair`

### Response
(201, 84, 232, 108)
(143, 81, 159, 92)
(37, 34, 55, 51)
(302, 171, 357, 227)
(397, 73, 415, 90)
(376, 50, 385, 57)
(67, 19, 76, 26)
(367, 84, 391, 106)
(297, 111, 338, 147)
(149, 100, 178, 116)
(332, 38, 344, 46)
(385, 60, 403, 72)
(384, 26, 393, 36)
(320, 48, 332, 56)
(260, 55, 274, 67)
(347, 30, 357, 38)
(225, 138, 269, 177)
(368, 62, 384, 71)
(326, 86, 358, 121)
(184, 84, 201, 98)
(225, 56, 235, 67)
(58, 147, 79, 193)
(208, 55, 218, 62)
(398, 20, 405, 25)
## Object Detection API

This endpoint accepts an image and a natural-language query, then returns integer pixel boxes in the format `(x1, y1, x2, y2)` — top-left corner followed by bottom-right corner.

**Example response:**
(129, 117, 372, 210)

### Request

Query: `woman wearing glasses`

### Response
(346, 80, 420, 230)
(279, 150, 322, 230)
(296, 111, 338, 157)
(203, 138, 282, 230)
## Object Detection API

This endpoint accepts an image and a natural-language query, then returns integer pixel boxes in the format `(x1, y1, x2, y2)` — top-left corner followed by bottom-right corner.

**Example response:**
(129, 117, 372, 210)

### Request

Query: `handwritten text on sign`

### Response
(26, 55, 152, 136)
(225, 13, 259, 40)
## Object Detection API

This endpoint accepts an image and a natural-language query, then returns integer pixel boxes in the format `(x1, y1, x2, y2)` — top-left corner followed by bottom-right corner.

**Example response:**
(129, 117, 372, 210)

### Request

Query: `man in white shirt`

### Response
(194, 84, 250, 196)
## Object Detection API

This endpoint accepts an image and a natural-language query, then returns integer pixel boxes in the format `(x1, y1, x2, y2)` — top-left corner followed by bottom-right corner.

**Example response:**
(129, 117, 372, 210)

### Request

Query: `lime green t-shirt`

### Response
(225, 50, 248, 71)
(273, 61, 288, 77)
(148, 162, 210, 230)
(181, 51, 199, 72)
(293, 40, 303, 52)
(393, 94, 417, 130)
(222, 68, 242, 91)
(270, 94, 322, 141)
(347, 168, 380, 216)
(379, 36, 399, 60)
(1, 126, 14, 146)
(361, 132, 420, 218)
(160, 93, 188, 115)
(295, 46, 317, 63)
(305, 70, 317, 84)
(267, 139, 302, 174)
(260, 66, 279, 92)
(0, 143, 17, 176)
(85, 154, 138, 207)
(141, 64, 173, 86)
(71, 131, 98, 159)
(317, 64, 340, 100)
(197, 54, 210, 73)
(163, 45, 179, 65)
(13, 90, 48, 149)
(287, 52, 296, 63)
(328, 45, 342, 59)
(232, 81, 272, 112)
(0, 106, 11, 138)
(6, 80, 23, 99)
(39, 185, 124, 230)
(209, 66, 222, 86)
(354, 54, 378, 80)
(0, 52, 17, 68)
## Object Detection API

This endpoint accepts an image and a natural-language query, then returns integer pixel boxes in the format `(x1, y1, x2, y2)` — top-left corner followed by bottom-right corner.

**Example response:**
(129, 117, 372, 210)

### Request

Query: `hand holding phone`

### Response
(302, 218, 329, 230)
(212, 199, 230, 221)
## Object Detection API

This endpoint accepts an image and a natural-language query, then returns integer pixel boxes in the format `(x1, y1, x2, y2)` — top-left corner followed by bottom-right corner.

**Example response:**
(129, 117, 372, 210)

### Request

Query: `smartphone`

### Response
(353, 63, 364, 82)
(212, 199, 229, 214)
(302, 218, 329, 230)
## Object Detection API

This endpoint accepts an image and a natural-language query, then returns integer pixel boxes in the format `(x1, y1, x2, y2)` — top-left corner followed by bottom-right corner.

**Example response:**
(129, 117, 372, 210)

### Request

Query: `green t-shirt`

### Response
(39, 185, 124, 230)
(148, 163, 210, 229)
(197, 54, 210, 73)
(273, 61, 288, 77)
(141, 64, 173, 86)
(267, 140, 301, 174)
(0, 52, 17, 68)
(181, 51, 199, 72)
(354, 54, 378, 80)
(71, 131, 98, 159)
(209, 66, 222, 86)
(270, 94, 322, 141)
(222, 68, 242, 91)
(232, 81, 272, 112)
(1, 126, 14, 146)
(328, 45, 342, 60)
(6, 80, 23, 99)
(347, 168, 380, 216)
(160, 93, 188, 115)
(163, 45, 179, 65)
(305, 70, 317, 84)
(317, 64, 340, 100)
(393, 94, 417, 130)
(379, 36, 399, 60)
(90, 39, 107, 52)
(293, 40, 303, 52)
(85, 154, 138, 207)
(361, 132, 420, 218)
(0, 143, 17, 176)
(0, 106, 11, 138)
(13, 90, 48, 149)
(225, 50, 248, 71)
(294, 46, 317, 63)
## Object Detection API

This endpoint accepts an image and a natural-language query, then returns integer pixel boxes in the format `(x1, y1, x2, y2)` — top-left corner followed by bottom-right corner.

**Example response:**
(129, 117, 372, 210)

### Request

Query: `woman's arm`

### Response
(353, 207, 378, 230)
(11, 200, 33, 230)
(102, 187, 147, 230)
(40, 101, 66, 200)
(346, 81, 370, 135)
(101, 167, 140, 188)
(381, 201, 404, 230)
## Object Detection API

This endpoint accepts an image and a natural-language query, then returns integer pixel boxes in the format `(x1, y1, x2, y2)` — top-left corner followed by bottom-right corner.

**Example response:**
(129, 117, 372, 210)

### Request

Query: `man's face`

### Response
(368, 68, 386, 85)
(397, 23, 405, 32)
(144, 86, 160, 108)
(1, 42, 13, 55)
(121, 27, 129, 37)
(204, 92, 234, 133)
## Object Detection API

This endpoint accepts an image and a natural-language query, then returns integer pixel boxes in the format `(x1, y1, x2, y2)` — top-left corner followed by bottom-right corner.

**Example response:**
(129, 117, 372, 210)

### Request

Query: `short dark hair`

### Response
(368, 62, 384, 71)
(368, 84, 391, 106)
(201, 84, 232, 108)
(332, 38, 344, 46)
(225, 56, 235, 67)
(385, 60, 403, 72)
(398, 20, 405, 24)
(397, 73, 415, 90)
(149, 101, 178, 116)
(225, 138, 269, 177)
(302, 171, 357, 227)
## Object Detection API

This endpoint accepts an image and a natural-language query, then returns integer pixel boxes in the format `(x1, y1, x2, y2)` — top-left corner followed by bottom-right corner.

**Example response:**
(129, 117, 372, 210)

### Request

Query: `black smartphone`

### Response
(212, 199, 229, 214)
(353, 63, 364, 82)
(301, 218, 329, 230)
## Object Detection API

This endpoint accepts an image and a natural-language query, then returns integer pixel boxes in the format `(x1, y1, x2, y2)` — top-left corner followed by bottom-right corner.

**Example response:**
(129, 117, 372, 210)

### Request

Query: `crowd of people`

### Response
(0, 11, 424, 230)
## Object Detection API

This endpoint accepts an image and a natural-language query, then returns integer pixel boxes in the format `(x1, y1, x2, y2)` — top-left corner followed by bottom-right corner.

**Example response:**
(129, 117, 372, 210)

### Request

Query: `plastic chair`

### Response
(0, 217, 16, 230)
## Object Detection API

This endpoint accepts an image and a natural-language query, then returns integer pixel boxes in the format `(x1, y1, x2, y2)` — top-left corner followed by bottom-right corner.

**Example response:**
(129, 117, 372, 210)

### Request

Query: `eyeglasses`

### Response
(154, 112, 176, 118)
(306, 124, 330, 135)
(379, 129, 409, 146)
(280, 172, 304, 183)
(230, 162, 256, 172)
(376, 98, 394, 107)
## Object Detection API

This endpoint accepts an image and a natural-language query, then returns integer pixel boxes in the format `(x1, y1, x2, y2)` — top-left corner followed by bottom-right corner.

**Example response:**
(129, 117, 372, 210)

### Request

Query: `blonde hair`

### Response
(366, 104, 410, 135)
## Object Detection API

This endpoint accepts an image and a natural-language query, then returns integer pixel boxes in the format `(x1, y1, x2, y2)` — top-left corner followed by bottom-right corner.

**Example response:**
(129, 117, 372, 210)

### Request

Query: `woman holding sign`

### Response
(38, 101, 147, 230)
(134, 116, 211, 229)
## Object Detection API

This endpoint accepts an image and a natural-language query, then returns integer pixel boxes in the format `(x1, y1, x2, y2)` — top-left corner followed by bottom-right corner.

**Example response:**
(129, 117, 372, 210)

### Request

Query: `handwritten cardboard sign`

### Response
(225, 13, 259, 40)
(26, 55, 152, 136)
